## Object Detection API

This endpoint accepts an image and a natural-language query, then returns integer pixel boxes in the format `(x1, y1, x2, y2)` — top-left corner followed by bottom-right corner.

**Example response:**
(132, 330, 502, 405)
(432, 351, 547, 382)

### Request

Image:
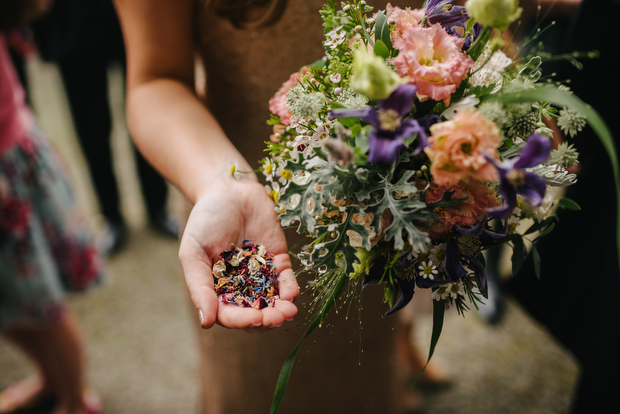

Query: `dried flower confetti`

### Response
(213, 241, 279, 309)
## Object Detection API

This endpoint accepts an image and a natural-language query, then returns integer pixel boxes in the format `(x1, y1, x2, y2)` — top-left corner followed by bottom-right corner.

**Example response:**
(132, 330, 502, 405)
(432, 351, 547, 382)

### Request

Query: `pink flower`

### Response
(392, 23, 474, 105)
(424, 179, 498, 238)
(269, 67, 312, 126)
(386, 4, 425, 37)
(425, 108, 501, 186)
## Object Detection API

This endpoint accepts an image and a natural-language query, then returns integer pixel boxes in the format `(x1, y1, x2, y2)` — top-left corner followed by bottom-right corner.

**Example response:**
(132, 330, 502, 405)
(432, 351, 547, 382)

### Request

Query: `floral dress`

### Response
(0, 127, 104, 329)
(0, 37, 103, 329)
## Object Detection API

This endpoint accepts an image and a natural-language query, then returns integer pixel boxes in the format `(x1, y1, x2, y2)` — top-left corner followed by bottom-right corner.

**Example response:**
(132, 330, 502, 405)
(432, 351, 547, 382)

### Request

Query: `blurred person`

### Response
(112, 0, 440, 412)
(504, 0, 620, 412)
(28, 0, 179, 255)
(0, 2, 104, 413)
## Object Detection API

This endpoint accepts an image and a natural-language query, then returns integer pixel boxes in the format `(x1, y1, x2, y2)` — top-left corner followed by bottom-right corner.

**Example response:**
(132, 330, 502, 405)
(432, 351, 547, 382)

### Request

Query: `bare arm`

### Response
(114, 0, 299, 330)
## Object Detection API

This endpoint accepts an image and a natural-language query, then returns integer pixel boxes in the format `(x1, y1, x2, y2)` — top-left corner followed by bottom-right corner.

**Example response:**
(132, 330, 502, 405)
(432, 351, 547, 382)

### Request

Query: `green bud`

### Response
(383, 281, 399, 308)
(465, 0, 522, 31)
(350, 49, 404, 100)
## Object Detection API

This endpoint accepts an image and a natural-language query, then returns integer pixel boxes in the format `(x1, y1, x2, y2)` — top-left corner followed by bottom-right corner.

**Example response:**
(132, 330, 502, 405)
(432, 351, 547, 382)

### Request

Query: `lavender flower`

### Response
(425, 0, 469, 30)
(329, 84, 428, 163)
(485, 134, 552, 219)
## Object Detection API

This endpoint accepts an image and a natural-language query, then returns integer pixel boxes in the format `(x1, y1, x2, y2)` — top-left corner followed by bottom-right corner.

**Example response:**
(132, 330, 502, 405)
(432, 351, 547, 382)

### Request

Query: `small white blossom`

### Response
(557, 108, 586, 138)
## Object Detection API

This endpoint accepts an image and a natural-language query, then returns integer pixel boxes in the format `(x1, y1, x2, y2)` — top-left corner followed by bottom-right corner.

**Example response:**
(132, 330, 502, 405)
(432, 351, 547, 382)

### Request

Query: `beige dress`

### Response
(192, 1, 421, 412)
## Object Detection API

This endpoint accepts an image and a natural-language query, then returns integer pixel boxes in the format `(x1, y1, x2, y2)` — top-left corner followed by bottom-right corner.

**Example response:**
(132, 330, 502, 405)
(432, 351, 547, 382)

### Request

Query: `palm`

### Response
(179, 181, 299, 330)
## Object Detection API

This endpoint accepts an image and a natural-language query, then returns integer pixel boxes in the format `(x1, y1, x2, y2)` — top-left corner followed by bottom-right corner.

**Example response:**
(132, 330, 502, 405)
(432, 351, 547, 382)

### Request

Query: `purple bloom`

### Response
(363, 256, 416, 315)
(329, 84, 428, 163)
(425, 0, 469, 30)
(485, 134, 552, 220)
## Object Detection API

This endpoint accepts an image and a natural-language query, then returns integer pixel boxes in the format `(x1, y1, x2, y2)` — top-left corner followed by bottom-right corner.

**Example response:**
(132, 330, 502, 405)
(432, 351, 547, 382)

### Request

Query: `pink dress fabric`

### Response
(0, 35, 33, 156)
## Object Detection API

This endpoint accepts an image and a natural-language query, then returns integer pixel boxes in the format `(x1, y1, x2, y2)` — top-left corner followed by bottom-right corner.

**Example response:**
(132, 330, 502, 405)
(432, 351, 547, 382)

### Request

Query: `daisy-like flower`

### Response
(445, 280, 465, 299)
(230, 163, 240, 180)
(418, 261, 439, 280)
(265, 182, 281, 203)
(262, 157, 277, 182)
(506, 208, 521, 234)
(557, 108, 587, 138)
(429, 243, 448, 271)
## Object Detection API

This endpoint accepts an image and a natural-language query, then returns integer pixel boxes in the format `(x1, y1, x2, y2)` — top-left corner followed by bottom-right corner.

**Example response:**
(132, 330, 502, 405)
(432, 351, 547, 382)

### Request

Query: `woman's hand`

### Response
(179, 178, 299, 331)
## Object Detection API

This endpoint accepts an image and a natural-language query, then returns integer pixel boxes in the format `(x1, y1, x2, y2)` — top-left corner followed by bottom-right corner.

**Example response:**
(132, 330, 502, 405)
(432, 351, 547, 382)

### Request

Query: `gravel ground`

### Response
(0, 57, 579, 414)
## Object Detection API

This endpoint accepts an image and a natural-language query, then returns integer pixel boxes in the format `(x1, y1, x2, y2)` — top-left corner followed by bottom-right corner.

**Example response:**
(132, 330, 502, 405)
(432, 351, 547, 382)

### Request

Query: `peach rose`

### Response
(425, 108, 501, 186)
(424, 179, 498, 237)
(392, 23, 474, 105)
(386, 4, 425, 37)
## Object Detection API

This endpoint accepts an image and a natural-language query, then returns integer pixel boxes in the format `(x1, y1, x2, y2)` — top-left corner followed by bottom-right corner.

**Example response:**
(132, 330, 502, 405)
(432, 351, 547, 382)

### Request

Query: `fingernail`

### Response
(251, 322, 262, 327)
(285, 318, 294, 322)
(198, 309, 205, 326)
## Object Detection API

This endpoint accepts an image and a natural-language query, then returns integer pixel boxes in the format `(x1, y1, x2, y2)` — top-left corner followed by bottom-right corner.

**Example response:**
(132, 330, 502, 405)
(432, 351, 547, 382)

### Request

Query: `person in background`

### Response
(504, 0, 620, 412)
(0, 2, 104, 414)
(112, 0, 441, 412)
(28, 0, 178, 255)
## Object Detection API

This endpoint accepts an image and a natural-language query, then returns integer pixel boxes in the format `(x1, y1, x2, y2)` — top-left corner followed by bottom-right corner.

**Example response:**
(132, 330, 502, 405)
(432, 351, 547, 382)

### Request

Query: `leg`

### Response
(1, 312, 100, 414)
(56, 52, 122, 225)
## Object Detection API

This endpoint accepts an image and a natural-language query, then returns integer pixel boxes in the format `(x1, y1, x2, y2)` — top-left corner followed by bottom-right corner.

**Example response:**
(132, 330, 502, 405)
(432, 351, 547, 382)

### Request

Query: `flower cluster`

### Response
(260, 0, 582, 316)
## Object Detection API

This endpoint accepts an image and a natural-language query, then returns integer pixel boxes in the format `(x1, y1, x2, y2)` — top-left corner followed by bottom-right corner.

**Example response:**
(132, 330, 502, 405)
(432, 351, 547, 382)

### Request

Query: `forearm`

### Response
(126, 77, 256, 204)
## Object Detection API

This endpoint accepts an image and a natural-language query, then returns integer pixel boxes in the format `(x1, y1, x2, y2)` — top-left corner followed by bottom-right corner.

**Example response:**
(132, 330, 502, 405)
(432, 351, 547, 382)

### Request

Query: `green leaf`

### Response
(484, 85, 620, 272)
(523, 215, 557, 235)
(374, 11, 393, 52)
(533, 222, 555, 242)
(467, 26, 493, 62)
(511, 237, 525, 276)
(413, 299, 445, 385)
(270, 272, 348, 414)
(531, 244, 541, 279)
(557, 197, 581, 211)
(306, 58, 326, 70)
(373, 39, 390, 59)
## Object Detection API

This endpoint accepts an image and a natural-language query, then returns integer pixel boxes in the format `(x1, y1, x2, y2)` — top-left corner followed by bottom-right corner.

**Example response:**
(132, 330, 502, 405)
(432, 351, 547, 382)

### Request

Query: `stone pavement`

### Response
(0, 58, 578, 414)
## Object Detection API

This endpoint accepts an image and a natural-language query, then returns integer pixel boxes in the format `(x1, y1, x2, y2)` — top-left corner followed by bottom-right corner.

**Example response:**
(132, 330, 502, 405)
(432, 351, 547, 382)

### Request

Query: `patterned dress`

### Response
(0, 37, 103, 329)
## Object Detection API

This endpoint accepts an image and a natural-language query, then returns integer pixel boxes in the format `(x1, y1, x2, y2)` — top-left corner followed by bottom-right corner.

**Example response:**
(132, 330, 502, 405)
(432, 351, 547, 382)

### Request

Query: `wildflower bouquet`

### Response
(261, 0, 617, 412)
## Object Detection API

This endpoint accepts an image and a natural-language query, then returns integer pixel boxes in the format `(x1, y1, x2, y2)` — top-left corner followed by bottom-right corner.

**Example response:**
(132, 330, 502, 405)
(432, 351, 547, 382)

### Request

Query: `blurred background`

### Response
(0, 48, 578, 414)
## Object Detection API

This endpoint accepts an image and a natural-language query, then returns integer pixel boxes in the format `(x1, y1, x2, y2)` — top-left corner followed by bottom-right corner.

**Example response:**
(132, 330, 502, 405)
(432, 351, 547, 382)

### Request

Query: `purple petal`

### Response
(385, 278, 416, 315)
(378, 84, 417, 116)
(368, 133, 404, 163)
(454, 216, 487, 236)
(518, 172, 547, 207)
(487, 180, 517, 219)
(329, 106, 379, 128)
(465, 256, 486, 291)
(514, 134, 552, 169)
(482, 151, 513, 178)
(363, 256, 388, 287)
(445, 239, 468, 281)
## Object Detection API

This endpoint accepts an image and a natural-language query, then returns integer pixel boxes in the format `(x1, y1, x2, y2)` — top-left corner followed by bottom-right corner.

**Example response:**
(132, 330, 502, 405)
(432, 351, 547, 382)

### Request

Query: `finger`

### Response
(272, 255, 300, 302)
(259, 306, 286, 327)
(217, 304, 263, 329)
(179, 237, 218, 329)
(272, 299, 298, 321)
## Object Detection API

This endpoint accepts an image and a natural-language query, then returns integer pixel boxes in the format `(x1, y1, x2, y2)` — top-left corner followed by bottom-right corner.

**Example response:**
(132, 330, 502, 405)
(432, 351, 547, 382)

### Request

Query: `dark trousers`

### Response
(56, 34, 168, 223)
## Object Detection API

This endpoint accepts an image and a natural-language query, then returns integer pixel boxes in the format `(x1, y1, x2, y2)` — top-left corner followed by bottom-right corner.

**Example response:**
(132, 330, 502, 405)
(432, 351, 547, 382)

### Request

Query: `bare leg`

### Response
(1, 311, 98, 414)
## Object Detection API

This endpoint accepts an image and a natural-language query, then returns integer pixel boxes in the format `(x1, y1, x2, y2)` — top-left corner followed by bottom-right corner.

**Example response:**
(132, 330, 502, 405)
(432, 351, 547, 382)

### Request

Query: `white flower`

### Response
(446, 280, 465, 299)
(230, 163, 240, 180)
(262, 157, 276, 182)
(441, 95, 480, 120)
(469, 49, 512, 93)
(429, 243, 447, 272)
(418, 261, 438, 280)
(330, 73, 342, 83)
(557, 108, 586, 138)
(324, 26, 347, 49)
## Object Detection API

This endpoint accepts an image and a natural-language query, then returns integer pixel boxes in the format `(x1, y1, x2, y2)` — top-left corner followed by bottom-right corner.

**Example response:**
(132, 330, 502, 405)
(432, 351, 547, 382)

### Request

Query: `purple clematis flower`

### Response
(363, 256, 416, 315)
(329, 84, 428, 163)
(484, 134, 552, 220)
(425, 0, 469, 30)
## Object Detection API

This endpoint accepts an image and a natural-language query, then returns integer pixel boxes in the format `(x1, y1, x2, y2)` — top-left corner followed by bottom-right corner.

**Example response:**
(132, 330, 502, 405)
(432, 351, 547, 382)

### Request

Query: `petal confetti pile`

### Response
(212, 242, 279, 309)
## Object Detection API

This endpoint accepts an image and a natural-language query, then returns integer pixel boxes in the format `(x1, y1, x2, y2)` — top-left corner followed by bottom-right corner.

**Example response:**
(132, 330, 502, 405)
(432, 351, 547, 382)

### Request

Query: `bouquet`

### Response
(257, 0, 617, 412)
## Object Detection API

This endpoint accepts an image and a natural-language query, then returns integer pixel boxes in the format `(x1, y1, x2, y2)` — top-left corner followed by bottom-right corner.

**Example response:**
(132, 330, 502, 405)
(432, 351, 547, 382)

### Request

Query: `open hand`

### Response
(179, 179, 299, 331)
